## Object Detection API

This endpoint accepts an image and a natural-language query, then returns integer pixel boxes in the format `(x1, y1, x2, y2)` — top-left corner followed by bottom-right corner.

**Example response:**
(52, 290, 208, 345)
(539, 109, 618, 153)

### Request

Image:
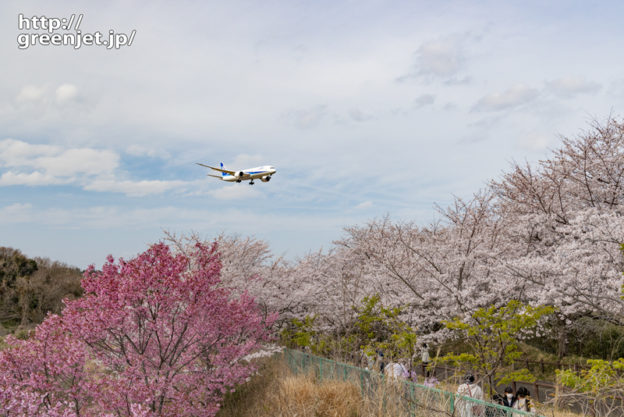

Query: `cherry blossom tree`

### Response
(336, 190, 514, 341)
(161, 118, 624, 358)
(163, 232, 299, 325)
(0, 242, 275, 417)
(490, 118, 624, 355)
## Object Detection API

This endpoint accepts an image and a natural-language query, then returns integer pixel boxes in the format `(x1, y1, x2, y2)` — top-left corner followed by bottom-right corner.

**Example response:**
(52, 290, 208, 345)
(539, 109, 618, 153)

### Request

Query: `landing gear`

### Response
(249, 180, 255, 185)
(236, 179, 242, 183)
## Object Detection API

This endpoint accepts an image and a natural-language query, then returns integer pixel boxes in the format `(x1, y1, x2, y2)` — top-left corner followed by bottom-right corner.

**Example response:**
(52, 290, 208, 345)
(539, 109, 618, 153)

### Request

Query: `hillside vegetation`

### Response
(0, 247, 82, 334)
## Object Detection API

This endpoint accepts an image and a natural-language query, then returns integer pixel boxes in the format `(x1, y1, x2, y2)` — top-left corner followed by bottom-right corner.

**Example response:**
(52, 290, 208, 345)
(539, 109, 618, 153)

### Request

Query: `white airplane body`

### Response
(197, 162, 277, 185)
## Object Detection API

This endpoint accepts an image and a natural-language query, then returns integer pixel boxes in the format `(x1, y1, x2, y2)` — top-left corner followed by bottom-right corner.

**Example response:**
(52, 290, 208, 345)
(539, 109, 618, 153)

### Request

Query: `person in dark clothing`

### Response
(375, 349, 385, 373)
(487, 386, 515, 417)
(501, 386, 514, 407)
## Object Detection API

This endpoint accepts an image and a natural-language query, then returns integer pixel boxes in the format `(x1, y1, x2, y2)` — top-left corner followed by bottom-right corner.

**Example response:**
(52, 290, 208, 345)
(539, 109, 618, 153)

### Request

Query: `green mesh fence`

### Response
(284, 348, 543, 417)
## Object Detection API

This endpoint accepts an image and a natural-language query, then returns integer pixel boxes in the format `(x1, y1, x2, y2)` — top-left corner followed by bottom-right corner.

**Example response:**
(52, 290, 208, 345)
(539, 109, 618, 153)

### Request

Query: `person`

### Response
(487, 387, 514, 417)
(511, 387, 536, 415)
(384, 359, 408, 380)
(502, 386, 515, 407)
(456, 373, 483, 417)
(487, 394, 503, 417)
(421, 343, 430, 376)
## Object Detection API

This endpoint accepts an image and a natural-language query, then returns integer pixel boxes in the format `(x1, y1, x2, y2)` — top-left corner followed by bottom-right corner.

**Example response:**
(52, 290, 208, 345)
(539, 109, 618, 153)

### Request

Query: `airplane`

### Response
(196, 162, 277, 185)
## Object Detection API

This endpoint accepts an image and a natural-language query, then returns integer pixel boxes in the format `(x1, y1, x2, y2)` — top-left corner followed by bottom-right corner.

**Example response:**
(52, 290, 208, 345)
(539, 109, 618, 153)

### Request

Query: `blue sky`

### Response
(1, 0, 624, 268)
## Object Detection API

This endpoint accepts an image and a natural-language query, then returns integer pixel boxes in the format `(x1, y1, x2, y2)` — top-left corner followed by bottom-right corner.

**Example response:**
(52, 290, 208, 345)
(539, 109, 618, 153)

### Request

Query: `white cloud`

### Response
(0, 139, 58, 167)
(211, 185, 262, 200)
(0, 171, 68, 186)
(0, 203, 33, 223)
(546, 77, 601, 98)
(417, 38, 463, 77)
(55, 83, 78, 103)
(355, 201, 373, 209)
(473, 85, 539, 112)
(84, 179, 188, 197)
(16, 85, 46, 103)
(126, 145, 165, 158)
(37, 148, 119, 177)
(15, 83, 79, 106)
(0, 139, 118, 180)
(0, 139, 183, 196)
(229, 154, 266, 169)
(0, 204, 354, 246)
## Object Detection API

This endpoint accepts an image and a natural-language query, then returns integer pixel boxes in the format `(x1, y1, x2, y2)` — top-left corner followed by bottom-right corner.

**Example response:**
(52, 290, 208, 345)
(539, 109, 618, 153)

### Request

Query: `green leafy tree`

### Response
(353, 294, 417, 361)
(0, 247, 38, 329)
(553, 247, 624, 415)
(281, 295, 417, 363)
(281, 315, 322, 351)
(557, 358, 624, 416)
(442, 300, 554, 395)
(0, 248, 82, 332)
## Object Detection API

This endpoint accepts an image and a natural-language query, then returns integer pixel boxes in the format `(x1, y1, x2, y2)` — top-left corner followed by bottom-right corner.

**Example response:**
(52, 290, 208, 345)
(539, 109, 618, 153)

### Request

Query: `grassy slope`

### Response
(217, 355, 584, 417)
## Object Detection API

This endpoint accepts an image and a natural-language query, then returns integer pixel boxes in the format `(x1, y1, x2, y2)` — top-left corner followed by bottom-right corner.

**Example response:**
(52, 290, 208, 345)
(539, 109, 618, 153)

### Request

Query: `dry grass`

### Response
(276, 376, 362, 417)
(218, 355, 589, 417)
(218, 356, 449, 417)
(218, 357, 365, 417)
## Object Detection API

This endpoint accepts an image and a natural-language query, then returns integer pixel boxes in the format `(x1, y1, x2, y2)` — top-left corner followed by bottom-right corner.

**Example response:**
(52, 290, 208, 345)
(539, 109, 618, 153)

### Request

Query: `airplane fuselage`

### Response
(221, 165, 277, 182)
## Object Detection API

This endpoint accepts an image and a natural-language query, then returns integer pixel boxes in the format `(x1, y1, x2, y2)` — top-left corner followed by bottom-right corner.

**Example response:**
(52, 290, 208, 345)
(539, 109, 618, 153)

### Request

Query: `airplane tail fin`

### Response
(220, 162, 227, 177)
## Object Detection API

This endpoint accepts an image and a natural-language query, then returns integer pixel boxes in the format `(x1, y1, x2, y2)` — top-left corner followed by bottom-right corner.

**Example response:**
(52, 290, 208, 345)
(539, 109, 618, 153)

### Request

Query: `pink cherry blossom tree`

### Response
(0, 241, 275, 417)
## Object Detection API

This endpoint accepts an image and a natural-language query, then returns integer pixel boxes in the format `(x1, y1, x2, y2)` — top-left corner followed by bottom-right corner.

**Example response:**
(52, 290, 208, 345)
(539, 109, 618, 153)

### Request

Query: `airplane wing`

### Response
(196, 163, 236, 175)
(207, 174, 222, 179)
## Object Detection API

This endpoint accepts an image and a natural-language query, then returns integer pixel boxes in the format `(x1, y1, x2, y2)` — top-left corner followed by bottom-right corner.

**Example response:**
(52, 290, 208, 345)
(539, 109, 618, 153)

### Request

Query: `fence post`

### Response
(360, 370, 364, 394)
(449, 392, 455, 414)
(410, 383, 416, 417)
(533, 381, 539, 402)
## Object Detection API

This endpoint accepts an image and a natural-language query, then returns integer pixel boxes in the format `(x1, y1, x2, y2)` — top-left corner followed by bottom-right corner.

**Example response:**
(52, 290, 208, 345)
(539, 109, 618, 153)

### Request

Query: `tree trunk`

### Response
(557, 325, 568, 359)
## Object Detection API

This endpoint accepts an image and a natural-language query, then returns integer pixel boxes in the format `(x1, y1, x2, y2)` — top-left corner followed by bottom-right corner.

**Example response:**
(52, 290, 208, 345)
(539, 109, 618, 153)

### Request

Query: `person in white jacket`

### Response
(456, 374, 483, 417)
(512, 387, 536, 416)
(421, 343, 430, 377)
(384, 359, 408, 380)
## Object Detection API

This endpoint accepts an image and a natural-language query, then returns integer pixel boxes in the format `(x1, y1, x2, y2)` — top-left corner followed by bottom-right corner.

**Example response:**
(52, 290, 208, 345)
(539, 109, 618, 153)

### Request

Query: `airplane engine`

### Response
(235, 171, 244, 177)
(261, 175, 271, 182)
